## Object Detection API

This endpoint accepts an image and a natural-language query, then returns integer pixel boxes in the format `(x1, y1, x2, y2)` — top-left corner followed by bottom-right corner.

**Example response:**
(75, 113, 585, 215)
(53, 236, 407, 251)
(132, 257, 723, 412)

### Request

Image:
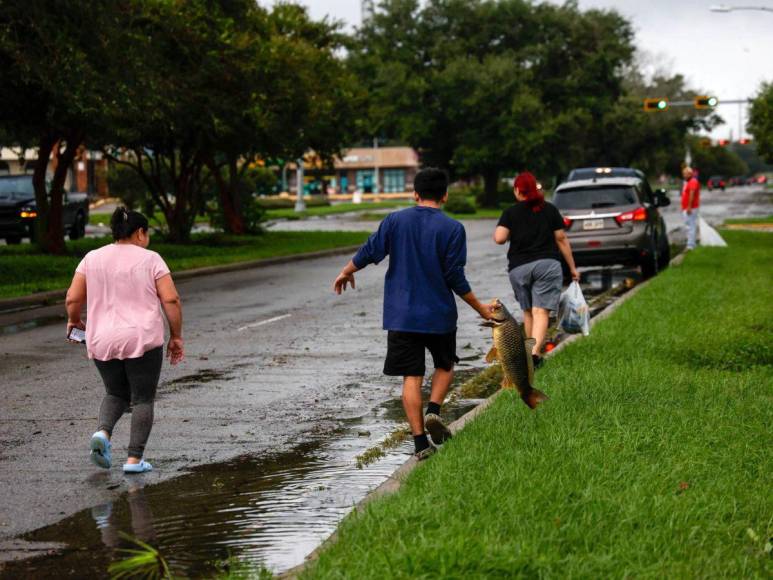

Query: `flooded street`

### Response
(1, 186, 769, 577)
(1, 370, 488, 578)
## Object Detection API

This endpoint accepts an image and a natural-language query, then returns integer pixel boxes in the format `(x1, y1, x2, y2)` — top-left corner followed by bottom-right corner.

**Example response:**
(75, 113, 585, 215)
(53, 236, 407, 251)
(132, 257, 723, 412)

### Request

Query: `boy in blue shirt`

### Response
(333, 168, 492, 459)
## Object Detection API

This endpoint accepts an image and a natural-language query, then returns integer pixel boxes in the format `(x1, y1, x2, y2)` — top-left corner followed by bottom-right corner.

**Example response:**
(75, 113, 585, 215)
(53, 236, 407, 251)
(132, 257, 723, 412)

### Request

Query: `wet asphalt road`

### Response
(0, 186, 769, 561)
(0, 219, 515, 549)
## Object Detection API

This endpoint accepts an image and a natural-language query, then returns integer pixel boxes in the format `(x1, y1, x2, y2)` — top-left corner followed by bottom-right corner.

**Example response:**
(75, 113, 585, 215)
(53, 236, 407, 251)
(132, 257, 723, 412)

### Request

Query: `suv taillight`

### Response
(615, 207, 647, 224)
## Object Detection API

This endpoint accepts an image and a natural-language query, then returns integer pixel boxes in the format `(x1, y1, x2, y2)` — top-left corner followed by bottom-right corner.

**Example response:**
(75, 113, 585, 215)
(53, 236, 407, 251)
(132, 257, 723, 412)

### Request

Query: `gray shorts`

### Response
(508, 259, 563, 312)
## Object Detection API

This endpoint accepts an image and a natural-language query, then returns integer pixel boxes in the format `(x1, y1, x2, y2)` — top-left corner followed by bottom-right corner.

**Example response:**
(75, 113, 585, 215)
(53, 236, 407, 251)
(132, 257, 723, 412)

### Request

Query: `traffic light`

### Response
(694, 95, 719, 109)
(643, 98, 668, 112)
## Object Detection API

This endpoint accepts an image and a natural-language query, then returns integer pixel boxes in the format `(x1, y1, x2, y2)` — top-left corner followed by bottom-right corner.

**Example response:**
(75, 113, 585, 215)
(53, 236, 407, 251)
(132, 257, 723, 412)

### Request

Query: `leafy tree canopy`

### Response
(748, 81, 773, 164)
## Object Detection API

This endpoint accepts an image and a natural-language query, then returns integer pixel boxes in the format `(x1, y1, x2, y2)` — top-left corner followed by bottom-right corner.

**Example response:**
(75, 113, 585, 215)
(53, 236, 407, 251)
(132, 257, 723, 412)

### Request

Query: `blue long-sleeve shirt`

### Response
(352, 206, 472, 334)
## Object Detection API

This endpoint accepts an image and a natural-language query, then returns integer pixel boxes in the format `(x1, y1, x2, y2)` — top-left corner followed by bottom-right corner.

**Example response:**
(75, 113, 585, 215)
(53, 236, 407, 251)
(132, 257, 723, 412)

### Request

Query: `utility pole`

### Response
(294, 158, 305, 212)
(373, 136, 380, 194)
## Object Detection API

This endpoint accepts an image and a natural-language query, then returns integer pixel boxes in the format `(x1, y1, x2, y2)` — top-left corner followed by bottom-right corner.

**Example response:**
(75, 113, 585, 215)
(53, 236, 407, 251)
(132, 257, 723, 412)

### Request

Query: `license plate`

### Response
(582, 219, 605, 231)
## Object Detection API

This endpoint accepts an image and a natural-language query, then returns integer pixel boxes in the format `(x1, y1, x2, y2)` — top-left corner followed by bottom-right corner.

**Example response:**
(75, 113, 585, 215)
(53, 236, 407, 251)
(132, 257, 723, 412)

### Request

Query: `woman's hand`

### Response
(66, 319, 85, 342)
(167, 336, 184, 365)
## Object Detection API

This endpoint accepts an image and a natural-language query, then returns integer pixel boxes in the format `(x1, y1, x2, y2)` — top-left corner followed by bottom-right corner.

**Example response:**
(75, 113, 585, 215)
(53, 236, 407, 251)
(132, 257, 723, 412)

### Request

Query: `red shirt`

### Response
(681, 177, 700, 210)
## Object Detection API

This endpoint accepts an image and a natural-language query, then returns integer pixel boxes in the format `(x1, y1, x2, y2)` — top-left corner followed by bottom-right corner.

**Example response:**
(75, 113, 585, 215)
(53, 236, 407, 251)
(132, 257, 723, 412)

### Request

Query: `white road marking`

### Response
(237, 313, 292, 332)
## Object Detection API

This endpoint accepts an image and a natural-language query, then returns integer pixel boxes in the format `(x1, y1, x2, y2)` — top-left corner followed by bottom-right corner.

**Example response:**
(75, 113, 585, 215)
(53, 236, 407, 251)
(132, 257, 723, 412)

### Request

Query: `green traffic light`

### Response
(657, 100, 667, 110)
(707, 97, 718, 107)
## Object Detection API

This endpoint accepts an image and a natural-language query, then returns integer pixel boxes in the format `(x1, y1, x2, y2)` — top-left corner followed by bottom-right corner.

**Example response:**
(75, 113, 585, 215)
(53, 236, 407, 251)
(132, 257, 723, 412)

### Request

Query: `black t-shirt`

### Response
(497, 201, 565, 270)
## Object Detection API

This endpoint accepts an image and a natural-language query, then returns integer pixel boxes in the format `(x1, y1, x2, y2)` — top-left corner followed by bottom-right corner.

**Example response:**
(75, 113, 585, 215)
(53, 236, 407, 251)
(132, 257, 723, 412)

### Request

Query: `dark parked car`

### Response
(707, 175, 726, 191)
(0, 175, 88, 244)
(565, 166, 645, 182)
(553, 174, 671, 278)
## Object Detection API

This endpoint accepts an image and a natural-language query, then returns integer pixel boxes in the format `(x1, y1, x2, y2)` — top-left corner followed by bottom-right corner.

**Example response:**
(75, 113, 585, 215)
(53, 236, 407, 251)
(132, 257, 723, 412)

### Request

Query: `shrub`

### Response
(107, 163, 149, 210)
(444, 193, 476, 214)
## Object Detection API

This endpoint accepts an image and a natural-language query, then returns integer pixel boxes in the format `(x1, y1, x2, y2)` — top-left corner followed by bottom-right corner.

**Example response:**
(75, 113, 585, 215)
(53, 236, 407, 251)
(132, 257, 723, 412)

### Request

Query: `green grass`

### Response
(0, 231, 369, 299)
(724, 215, 773, 225)
(264, 201, 410, 221)
(89, 211, 210, 226)
(446, 207, 504, 219)
(303, 230, 773, 579)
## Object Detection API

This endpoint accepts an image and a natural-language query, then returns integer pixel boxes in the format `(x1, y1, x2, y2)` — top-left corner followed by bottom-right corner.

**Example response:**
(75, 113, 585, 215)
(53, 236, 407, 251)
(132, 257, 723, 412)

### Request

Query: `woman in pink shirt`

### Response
(65, 208, 184, 473)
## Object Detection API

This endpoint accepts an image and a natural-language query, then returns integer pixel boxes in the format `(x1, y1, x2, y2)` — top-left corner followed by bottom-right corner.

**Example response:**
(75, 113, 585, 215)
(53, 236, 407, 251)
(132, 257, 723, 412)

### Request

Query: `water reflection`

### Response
(91, 480, 156, 550)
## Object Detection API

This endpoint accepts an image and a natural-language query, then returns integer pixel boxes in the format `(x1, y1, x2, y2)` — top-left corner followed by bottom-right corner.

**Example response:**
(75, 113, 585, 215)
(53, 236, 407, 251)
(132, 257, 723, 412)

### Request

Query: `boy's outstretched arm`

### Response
(333, 260, 361, 294)
(333, 215, 392, 295)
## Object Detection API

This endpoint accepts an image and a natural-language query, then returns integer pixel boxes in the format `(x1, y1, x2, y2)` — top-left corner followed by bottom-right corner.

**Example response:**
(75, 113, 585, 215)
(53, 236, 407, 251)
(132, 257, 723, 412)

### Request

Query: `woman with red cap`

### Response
(494, 172, 579, 367)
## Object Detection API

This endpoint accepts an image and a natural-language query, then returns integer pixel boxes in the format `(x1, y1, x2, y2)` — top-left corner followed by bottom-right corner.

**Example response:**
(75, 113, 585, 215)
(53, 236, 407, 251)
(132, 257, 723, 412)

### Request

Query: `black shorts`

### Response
(383, 330, 459, 377)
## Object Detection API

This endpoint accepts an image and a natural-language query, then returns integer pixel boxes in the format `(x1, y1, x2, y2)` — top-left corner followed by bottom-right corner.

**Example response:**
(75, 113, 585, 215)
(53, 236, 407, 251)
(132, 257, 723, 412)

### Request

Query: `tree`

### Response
(748, 82, 773, 164)
(107, 0, 360, 239)
(689, 136, 748, 179)
(204, 3, 360, 234)
(0, 1, 123, 253)
(351, 0, 637, 206)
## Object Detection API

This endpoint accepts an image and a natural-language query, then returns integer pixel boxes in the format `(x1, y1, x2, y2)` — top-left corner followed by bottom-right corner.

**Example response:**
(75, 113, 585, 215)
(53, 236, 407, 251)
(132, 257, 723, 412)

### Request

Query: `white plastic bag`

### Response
(558, 281, 590, 336)
(698, 217, 727, 247)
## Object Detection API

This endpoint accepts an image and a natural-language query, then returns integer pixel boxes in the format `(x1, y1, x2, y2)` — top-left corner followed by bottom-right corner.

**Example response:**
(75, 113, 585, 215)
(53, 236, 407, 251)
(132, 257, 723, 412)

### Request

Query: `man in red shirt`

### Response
(681, 166, 700, 250)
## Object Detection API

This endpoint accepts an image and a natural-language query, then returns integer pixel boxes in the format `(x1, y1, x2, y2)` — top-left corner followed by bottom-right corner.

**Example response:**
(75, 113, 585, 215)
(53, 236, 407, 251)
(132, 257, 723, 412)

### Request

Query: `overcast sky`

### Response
(264, 0, 773, 139)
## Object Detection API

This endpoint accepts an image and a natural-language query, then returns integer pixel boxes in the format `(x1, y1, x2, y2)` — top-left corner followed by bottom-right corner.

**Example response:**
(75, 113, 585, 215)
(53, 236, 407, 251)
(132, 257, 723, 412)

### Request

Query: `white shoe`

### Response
(123, 460, 152, 474)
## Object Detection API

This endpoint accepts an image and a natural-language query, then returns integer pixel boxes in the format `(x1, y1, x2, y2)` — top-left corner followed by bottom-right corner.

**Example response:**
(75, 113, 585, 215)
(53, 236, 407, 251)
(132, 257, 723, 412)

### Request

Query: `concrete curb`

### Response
(0, 245, 361, 314)
(281, 251, 686, 579)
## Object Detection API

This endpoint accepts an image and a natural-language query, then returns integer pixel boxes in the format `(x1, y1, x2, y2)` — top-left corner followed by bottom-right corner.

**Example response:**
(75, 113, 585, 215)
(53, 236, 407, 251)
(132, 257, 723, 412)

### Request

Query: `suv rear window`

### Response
(553, 186, 638, 210)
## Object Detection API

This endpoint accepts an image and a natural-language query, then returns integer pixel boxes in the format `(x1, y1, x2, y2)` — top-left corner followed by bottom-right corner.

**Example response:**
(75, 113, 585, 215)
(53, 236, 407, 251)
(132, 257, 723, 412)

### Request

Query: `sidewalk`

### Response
(300, 230, 773, 579)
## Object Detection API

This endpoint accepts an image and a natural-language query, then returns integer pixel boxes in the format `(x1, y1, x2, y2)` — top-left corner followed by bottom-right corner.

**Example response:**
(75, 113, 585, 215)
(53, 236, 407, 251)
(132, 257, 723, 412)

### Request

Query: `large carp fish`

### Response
(483, 299, 549, 409)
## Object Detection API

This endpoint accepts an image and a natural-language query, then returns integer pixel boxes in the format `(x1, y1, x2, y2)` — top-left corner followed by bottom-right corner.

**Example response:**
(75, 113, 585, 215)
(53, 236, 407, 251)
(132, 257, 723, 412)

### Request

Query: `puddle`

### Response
(159, 363, 253, 396)
(0, 368, 488, 578)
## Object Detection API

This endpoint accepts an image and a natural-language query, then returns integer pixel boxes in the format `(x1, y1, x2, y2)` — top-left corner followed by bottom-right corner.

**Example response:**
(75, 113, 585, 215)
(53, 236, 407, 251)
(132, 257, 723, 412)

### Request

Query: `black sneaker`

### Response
(414, 444, 437, 461)
(425, 413, 452, 445)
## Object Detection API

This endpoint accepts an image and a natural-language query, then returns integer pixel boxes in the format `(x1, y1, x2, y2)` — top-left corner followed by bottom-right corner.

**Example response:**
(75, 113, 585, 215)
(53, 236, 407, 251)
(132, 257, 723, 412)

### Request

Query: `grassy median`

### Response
(0, 231, 369, 299)
(303, 230, 772, 579)
(264, 200, 410, 220)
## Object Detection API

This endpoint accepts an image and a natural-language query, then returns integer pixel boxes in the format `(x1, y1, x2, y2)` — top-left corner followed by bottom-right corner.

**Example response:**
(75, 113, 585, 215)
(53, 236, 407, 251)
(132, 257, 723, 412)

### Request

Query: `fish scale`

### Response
(485, 299, 548, 409)
(494, 317, 531, 390)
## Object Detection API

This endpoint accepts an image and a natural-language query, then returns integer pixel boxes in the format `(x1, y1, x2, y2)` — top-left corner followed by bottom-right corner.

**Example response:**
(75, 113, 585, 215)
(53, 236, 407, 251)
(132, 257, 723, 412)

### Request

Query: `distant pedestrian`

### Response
(494, 171, 579, 368)
(681, 166, 700, 250)
(65, 207, 184, 474)
(332, 168, 493, 460)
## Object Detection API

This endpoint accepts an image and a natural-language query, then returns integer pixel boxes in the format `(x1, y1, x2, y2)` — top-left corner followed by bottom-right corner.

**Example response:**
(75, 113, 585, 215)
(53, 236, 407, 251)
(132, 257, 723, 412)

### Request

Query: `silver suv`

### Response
(553, 175, 671, 278)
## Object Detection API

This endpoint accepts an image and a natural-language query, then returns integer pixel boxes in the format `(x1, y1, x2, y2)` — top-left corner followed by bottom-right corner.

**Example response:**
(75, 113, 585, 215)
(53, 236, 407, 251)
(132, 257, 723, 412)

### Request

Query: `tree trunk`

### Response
(32, 134, 55, 251)
(164, 187, 191, 243)
(32, 133, 80, 255)
(44, 136, 81, 254)
(208, 157, 245, 235)
(481, 169, 500, 208)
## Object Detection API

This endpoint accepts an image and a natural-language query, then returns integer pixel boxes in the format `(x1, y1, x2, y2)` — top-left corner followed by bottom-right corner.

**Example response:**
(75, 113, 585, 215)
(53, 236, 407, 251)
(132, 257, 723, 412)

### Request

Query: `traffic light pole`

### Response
(665, 98, 749, 106)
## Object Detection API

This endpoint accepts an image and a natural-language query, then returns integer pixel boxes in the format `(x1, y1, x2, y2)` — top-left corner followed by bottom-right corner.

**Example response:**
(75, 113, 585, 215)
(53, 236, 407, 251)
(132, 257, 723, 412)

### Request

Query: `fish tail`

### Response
(522, 388, 549, 409)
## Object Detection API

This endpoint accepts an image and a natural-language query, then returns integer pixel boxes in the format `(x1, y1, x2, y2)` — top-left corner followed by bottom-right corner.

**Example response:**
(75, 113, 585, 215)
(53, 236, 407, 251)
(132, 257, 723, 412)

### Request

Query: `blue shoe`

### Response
(123, 460, 152, 474)
(90, 431, 112, 469)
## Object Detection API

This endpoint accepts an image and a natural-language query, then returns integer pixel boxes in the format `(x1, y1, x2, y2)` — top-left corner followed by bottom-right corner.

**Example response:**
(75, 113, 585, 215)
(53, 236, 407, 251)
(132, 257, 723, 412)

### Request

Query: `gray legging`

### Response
(94, 347, 163, 459)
